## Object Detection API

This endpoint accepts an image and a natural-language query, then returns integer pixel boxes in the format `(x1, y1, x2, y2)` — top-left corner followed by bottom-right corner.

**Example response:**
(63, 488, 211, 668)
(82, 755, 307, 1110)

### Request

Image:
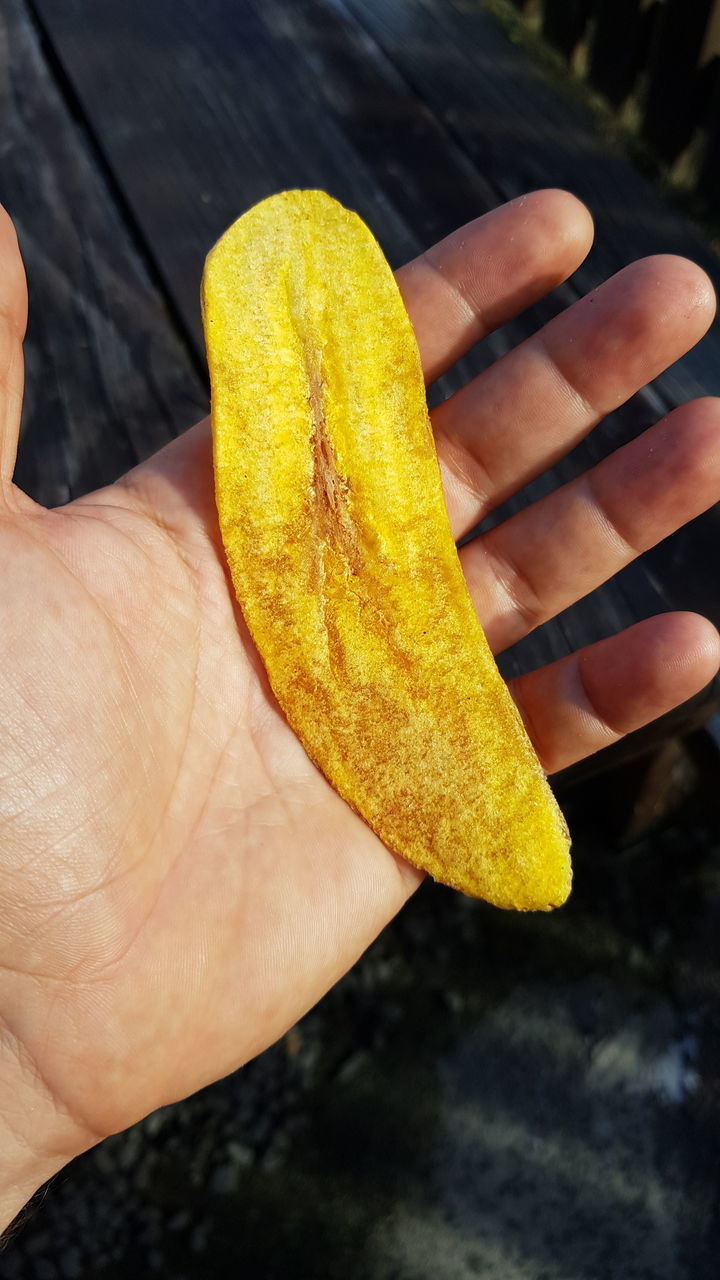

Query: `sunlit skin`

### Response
(0, 190, 718, 1229)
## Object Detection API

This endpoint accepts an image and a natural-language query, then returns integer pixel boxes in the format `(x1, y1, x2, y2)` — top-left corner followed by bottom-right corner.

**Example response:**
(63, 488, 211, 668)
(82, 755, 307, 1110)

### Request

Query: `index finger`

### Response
(396, 188, 594, 385)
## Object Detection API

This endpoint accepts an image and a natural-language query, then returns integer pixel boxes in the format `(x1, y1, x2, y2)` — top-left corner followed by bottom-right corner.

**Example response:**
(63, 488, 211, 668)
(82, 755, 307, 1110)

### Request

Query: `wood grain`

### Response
(27, 0, 426, 350)
(1, 0, 206, 506)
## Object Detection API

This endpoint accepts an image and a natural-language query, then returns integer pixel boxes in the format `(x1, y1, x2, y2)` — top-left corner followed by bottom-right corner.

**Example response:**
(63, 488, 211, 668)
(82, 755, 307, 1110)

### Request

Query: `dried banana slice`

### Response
(202, 190, 571, 909)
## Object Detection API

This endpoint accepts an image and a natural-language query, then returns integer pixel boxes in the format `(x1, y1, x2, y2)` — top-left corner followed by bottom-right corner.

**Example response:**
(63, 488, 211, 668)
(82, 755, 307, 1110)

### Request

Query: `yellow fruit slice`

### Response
(202, 189, 571, 910)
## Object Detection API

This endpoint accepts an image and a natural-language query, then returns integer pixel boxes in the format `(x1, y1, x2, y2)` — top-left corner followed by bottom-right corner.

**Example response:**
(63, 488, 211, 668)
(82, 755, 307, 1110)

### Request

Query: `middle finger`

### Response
(433, 254, 715, 539)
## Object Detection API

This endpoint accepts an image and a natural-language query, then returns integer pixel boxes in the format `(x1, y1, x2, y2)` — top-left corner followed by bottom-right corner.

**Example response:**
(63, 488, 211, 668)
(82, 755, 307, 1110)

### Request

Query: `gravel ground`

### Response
(3, 768, 720, 1279)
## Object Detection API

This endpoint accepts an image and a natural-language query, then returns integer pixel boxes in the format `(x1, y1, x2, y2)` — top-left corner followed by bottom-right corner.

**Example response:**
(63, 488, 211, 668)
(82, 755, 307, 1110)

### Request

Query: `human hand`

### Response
(0, 191, 718, 1225)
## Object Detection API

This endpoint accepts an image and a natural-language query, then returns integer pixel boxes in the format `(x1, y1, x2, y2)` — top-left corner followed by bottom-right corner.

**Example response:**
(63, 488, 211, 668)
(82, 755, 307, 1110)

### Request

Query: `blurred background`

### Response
(2, 1, 720, 1276)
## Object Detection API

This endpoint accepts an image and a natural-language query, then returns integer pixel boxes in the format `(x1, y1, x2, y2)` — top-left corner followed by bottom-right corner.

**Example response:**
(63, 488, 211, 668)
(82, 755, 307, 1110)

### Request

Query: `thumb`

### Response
(0, 204, 28, 503)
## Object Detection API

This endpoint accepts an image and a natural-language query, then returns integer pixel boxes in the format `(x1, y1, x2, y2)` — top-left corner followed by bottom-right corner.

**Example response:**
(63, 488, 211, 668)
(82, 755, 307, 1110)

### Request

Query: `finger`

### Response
(0, 204, 28, 499)
(511, 612, 720, 774)
(434, 255, 717, 538)
(396, 189, 593, 385)
(462, 396, 720, 652)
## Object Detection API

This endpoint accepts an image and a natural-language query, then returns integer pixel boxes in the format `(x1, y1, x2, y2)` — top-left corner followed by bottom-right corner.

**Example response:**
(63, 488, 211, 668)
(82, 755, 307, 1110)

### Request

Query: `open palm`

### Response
(1, 191, 719, 1185)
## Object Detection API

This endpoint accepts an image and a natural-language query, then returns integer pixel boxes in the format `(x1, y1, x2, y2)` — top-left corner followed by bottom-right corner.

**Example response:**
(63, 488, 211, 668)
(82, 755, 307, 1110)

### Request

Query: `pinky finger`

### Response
(511, 613, 720, 775)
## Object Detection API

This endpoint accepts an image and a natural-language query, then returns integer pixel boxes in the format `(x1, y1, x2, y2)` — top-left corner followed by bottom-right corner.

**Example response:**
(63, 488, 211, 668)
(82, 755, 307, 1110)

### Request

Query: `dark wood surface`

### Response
(4, 0, 720, 764)
(1, 0, 207, 506)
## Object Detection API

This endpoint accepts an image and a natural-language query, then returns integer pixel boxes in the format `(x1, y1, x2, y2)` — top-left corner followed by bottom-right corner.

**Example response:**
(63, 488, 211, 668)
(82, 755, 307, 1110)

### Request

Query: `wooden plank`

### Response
(258, 0, 502, 247)
(27, 0, 427, 355)
(27, 0, 620, 491)
(27, 1, 661, 467)
(1, 0, 206, 507)
(28, 0, 522, 449)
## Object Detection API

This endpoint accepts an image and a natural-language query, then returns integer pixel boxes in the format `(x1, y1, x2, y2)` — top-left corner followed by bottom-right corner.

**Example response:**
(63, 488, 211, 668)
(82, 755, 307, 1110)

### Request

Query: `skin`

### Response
(0, 189, 719, 1231)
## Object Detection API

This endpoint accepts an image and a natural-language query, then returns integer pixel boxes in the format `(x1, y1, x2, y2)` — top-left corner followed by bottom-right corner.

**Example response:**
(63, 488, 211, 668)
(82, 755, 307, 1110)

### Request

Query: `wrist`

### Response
(0, 1027, 94, 1237)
